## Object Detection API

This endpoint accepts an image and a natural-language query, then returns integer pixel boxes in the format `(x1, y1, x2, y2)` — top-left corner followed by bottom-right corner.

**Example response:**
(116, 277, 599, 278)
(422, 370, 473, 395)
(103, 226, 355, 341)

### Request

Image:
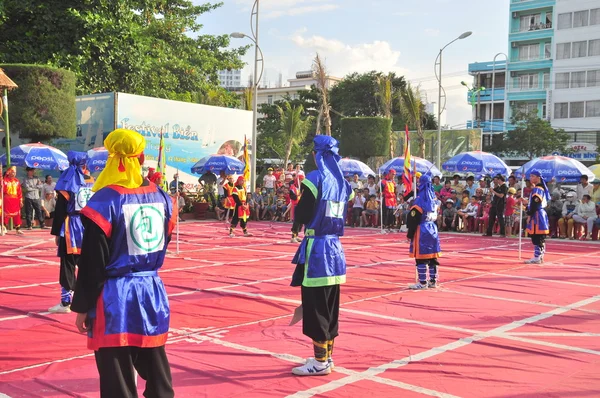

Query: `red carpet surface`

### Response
(0, 220, 599, 397)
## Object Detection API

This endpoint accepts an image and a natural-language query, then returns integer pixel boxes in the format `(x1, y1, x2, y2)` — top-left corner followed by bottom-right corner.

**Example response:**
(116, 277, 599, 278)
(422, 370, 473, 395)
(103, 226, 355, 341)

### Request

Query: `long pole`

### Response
(176, 171, 180, 254)
(0, 163, 3, 236)
(2, 89, 10, 167)
(250, 0, 260, 193)
(436, 50, 443, 169)
(518, 173, 524, 260)
(379, 172, 384, 234)
(2, 89, 12, 231)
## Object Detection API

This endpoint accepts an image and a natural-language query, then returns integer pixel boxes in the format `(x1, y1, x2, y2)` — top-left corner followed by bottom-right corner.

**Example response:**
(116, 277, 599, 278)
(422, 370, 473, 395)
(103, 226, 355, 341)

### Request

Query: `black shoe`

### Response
(482, 233, 492, 237)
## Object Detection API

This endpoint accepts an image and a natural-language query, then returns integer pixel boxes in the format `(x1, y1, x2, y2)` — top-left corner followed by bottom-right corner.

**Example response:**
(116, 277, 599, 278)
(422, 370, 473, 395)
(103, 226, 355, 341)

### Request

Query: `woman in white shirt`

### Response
(573, 194, 598, 240)
(351, 189, 366, 227)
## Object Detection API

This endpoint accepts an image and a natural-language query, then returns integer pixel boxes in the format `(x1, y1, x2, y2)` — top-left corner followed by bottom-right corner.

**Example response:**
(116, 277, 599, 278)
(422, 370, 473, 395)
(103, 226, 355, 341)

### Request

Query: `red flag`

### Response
(402, 125, 412, 196)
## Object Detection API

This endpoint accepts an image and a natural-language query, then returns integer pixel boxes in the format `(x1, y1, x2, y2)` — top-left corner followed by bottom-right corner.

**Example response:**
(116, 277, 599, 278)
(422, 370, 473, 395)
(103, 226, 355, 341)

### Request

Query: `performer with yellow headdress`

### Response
(229, 175, 251, 237)
(71, 129, 175, 398)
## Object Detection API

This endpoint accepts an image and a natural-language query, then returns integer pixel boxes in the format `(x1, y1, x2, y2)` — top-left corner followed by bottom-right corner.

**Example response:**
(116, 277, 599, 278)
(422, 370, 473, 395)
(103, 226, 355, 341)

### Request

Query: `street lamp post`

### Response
(490, 52, 508, 135)
(435, 31, 472, 169)
(230, 0, 263, 193)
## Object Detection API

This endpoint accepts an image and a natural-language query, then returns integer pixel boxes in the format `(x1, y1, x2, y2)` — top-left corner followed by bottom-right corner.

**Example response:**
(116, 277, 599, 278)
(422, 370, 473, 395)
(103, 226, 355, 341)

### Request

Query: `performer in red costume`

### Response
(229, 176, 251, 237)
(2, 166, 24, 235)
(381, 169, 397, 231)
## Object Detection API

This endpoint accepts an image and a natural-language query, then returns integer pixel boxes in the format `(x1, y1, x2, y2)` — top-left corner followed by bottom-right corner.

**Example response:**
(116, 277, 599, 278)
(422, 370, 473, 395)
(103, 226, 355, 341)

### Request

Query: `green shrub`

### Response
(340, 117, 391, 161)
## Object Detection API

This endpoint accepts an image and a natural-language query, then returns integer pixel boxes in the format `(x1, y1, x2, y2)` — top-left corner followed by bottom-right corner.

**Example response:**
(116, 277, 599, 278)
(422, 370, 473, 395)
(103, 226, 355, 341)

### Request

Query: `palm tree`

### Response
(277, 102, 314, 166)
(313, 53, 332, 136)
(376, 73, 394, 158)
(399, 83, 426, 157)
(241, 88, 253, 111)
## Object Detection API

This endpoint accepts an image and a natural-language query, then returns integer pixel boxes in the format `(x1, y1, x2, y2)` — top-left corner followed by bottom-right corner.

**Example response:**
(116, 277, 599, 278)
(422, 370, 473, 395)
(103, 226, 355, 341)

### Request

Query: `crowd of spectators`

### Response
(196, 162, 600, 241)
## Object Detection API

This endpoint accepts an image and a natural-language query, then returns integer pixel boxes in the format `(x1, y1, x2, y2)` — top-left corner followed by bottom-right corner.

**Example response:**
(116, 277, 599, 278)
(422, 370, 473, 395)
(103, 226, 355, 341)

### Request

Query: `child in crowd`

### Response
(504, 187, 517, 236)
(395, 196, 409, 230)
(273, 191, 287, 221)
(441, 199, 457, 231)
(362, 194, 379, 227)
(458, 196, 479, 232)
(478, 195, 492, 233)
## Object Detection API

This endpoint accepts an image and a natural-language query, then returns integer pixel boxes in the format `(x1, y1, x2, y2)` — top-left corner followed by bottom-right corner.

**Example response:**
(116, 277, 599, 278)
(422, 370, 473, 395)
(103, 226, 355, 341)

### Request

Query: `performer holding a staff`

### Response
(289, 135, 353, 376)
(406, 174, 442, 289)
(524, 170, 550, 264)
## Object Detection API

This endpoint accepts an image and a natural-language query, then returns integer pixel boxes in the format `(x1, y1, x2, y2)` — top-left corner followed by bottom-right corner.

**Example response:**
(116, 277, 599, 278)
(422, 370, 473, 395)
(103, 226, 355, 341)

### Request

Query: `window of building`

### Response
(519, 44, 539, 61)
(557, 43, 571, 59)
(267, 95, 273, 105)
(558, 13, 572, 29)
(587, 70, 600, 87)
(571, 71, 586, 88)
(520, 14, 541, 31)
(555, 103, 569, 119)
(586, 100, 600, 117)
(542, 102, 547, 118)
(543, 72, 550, 89)
(570, 102, 585, 118)
(519, 73, 538, 90)
(556, 72, 570, 89)
(573, 10, 589, 28)
(591, 9, 600, 25)
(589, 39, 600, 56)
(545, 43, 551, 58)
(546, 12, 553, 26)
(572, 41, 588, 58)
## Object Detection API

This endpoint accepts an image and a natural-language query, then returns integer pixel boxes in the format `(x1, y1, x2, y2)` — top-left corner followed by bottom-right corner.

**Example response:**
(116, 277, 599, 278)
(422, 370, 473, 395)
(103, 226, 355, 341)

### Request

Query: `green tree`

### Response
(500, 110, 570, 160)
(277, 102, 314, 167)
(1, 65, 76, 141)
(399, 83, 426, 157)
(375, 73, 395, 158)
(256, 90, 318, 163)
(0, 1, 246, 103)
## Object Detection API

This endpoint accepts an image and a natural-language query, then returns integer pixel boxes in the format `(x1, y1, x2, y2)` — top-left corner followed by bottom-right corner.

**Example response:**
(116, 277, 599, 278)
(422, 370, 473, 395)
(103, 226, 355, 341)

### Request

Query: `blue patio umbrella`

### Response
(514, 155, 595, 183)
(442, 151, 511, 177)
(339, 158, 376, 178)
(191, 154, 245, 175)
(0, 143, 69, 170)
(378, 156, 442, 177)
(86, 147, 109, 172)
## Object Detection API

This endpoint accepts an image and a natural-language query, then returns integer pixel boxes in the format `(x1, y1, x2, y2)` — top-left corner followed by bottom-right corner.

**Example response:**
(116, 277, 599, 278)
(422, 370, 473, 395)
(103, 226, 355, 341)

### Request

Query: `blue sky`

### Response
(198, 0, 511, 127)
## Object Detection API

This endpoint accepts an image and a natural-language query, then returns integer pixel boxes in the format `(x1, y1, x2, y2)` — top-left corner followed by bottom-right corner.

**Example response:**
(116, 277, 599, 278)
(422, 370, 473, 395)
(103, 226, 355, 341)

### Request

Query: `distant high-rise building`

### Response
(218, 69, 243, 89)
(466, 0, 600, 159)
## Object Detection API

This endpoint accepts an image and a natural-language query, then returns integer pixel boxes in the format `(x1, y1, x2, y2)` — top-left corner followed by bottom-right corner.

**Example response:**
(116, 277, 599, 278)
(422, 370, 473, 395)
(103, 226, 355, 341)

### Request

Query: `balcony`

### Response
(510, 23, 553, 41)
(465, 88, 505, 103)
(466, 119, 514, 133)
(510, 0, 556, 12)
(508, 57, 552, 72)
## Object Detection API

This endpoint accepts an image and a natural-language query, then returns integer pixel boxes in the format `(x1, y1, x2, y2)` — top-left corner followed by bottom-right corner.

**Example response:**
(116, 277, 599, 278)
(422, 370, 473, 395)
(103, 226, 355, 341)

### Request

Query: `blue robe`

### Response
(80, 183, 174, 350)
(292, 170, 353, 287)
(57, 179, 95, 255)
(526, 186, 550, 235)
(409, 204, 442, 260)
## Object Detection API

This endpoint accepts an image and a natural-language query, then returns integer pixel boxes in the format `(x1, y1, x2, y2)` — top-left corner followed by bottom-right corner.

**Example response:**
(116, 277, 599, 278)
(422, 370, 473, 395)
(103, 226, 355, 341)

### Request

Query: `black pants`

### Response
(301, 284, 340, 341)
(383, 207, 395, 227)
(24, 198, 44, 227)
(230, 208, 247, 230)
(487, 205, 505, 235)
(58, 238, 78, 299)
(291, 220, 302, 236)
(95, 345, 174, 398)
(531, 234, 546, 247)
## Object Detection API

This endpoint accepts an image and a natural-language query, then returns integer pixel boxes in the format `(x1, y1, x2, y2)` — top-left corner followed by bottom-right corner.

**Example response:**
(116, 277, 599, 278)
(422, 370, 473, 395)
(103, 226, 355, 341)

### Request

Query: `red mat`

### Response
(1, 221, 599, 397)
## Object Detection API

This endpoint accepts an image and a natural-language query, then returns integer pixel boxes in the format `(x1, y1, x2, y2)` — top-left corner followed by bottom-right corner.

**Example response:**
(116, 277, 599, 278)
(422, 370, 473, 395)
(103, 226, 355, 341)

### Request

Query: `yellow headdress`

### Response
(92, 129, 145, 192)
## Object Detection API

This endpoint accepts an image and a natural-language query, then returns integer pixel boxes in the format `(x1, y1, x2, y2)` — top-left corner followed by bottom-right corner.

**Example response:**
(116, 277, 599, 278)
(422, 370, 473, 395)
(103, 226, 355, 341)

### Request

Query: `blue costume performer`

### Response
(406, 174, 442, 289)
(525, 170, 550, 264)
(49, 151, 94, 313)
(290, 135, 353, 376)
(72, 129, 175, 398)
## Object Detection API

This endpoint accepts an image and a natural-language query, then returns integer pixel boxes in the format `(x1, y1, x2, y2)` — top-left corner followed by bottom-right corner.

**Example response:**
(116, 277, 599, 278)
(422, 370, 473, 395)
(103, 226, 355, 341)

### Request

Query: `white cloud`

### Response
(264, 4, 339, 19)
(290, 33, 408, 77)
